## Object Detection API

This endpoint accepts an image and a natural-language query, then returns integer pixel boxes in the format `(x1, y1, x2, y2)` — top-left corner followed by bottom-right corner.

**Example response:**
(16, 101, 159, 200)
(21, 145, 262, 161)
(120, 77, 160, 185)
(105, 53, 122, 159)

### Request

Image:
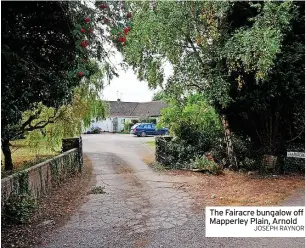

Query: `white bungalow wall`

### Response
(85, 116, 159, 133)
(84, 118, 113, 132)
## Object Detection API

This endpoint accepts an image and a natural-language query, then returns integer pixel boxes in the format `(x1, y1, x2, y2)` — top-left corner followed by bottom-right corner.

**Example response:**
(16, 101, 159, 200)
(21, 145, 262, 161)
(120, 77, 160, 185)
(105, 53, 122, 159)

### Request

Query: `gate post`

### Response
(62, 137, 83, 172)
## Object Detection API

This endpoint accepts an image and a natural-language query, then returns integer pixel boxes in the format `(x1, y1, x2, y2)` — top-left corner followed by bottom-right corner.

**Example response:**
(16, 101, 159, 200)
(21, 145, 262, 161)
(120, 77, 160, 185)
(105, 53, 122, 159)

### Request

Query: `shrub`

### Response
(231, 133, 261, 171)
(156, 136, 224, 170)
(150, 118, 157, 124)
(167, 124, 224, 167)
(190, 155, 222, 174)
(156, 94, 225, 165)
(124, 121, 134, 132)
(139, 118, 156, 124)
(3, 193, 37, 224)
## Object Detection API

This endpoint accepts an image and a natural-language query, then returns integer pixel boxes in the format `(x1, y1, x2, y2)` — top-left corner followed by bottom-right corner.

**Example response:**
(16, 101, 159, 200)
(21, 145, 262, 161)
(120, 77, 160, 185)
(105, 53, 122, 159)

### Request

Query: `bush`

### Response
(167, 123, 224, 167)
(139, 118, 156, 124)
(231, 133, 261, 171)
(150, 118, 157, 124)
(3, 193, 37, 224)
(156, 136, 224, 170)
(124, 121, 134, 132)
(190, 155, 222, 174)
(155, 94, 225, 167)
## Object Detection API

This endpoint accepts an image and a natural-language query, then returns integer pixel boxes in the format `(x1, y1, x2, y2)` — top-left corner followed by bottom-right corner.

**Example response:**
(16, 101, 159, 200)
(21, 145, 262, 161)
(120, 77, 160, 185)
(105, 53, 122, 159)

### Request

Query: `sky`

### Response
(101, 51, 172, 103)
(101, 68, 156, 102)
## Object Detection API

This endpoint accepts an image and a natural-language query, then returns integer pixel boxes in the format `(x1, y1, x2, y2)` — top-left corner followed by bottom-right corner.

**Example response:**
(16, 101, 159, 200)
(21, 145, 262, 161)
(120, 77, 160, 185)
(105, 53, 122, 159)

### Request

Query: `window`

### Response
(121, 118, 125, 124)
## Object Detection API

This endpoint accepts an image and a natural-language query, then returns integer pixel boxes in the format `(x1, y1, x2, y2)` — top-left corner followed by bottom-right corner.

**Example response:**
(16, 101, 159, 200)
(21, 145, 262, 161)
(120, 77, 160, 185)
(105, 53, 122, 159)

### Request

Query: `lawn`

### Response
(1, 139, 60, 177)
(145, 140, 156, 149)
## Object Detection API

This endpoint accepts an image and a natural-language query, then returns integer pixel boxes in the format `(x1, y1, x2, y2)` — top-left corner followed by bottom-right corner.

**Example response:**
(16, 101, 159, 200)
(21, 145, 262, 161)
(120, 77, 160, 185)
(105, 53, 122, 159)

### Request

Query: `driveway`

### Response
(41, 134, 304, 248)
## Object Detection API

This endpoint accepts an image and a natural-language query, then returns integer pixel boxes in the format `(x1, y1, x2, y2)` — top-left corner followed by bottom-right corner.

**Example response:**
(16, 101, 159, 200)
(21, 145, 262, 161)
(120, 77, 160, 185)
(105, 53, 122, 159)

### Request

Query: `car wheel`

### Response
(141, 131, 146, 137)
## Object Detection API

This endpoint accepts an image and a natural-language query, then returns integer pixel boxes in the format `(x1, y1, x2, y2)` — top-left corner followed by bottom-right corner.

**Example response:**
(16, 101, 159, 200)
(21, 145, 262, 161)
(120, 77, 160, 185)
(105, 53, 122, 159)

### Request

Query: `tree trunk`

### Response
(1, 138, 13, 171)
(221, 115, 238, 170)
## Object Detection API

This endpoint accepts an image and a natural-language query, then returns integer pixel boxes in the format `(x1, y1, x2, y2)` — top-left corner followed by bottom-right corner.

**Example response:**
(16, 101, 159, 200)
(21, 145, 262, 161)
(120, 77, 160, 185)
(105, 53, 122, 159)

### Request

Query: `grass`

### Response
(1, 139, 60, 176)
(145, 140, 156, 149)
(142, 154, 155, 166)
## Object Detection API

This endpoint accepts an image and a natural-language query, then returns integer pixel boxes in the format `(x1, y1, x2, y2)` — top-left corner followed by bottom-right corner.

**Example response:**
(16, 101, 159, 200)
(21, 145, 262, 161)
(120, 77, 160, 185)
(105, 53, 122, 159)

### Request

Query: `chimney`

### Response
(117, 98, 121, 102)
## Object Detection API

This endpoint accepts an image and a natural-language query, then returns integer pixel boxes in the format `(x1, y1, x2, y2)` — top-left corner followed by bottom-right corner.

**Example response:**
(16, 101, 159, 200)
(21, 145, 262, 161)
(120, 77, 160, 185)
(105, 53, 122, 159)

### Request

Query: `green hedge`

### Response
(155, 134, 225, 169)
(139, 118, 157, 124)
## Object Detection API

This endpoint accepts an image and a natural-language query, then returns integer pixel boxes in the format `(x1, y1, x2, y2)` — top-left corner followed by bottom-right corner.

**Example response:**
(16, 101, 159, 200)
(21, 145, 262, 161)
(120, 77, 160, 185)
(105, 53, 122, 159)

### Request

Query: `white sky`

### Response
(100, 50, 172, 102)
(101, 68, 156, 102)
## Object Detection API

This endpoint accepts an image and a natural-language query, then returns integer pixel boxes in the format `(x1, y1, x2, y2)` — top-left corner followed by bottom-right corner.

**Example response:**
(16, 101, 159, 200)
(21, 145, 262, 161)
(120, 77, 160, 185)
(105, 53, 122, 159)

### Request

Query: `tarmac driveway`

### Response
(42, 134, 304, 248)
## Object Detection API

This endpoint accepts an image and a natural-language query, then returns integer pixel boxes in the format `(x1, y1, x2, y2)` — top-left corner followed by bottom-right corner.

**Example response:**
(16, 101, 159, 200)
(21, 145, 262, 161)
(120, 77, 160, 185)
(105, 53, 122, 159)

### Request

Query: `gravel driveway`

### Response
(41, 134, 305, 248)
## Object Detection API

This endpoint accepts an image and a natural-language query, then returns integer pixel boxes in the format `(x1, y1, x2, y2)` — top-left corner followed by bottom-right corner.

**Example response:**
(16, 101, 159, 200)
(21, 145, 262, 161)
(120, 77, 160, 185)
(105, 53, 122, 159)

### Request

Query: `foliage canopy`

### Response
(123, 1, 305, 168)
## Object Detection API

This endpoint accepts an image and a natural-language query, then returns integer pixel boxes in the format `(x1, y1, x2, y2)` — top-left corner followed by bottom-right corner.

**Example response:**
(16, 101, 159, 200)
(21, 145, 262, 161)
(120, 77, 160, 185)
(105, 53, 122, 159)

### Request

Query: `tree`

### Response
(123, 1, 305, 170)
(22, 60, 106, 153)
(1, 1, 134, 170)
(152, 90, 167, 101)
(1, 1, 80, 170)
(158, 94, 222, 142)
(157, 93, 224, 166)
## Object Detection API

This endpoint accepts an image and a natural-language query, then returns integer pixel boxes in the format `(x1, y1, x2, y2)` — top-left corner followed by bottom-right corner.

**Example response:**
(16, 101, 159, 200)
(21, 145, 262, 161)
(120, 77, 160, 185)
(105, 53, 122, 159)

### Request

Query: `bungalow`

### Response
(86, 99, 167, 133)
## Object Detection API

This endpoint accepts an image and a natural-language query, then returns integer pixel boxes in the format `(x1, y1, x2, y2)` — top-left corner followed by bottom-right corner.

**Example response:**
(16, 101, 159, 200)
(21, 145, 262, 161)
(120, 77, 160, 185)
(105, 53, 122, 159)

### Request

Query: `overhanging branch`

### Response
(20, 109, 42, 130)
(286, 128, 305, 143)
(186, 35, 206, 69)
(24, 120, 55, 131)
(18, 108, 61, 134)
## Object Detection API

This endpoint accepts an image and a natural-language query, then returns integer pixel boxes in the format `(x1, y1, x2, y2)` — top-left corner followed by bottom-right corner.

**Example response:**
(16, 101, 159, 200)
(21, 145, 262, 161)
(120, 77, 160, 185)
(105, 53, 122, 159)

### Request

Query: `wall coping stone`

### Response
(1, 148, 77, 183)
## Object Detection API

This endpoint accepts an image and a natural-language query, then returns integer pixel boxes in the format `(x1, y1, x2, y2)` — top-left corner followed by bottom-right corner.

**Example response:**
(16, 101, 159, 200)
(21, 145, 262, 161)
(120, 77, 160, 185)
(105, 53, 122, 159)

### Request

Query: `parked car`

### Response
(131, 123, 169, 137)
(130, 123, 140, 134)
(86, 127, 102, 134)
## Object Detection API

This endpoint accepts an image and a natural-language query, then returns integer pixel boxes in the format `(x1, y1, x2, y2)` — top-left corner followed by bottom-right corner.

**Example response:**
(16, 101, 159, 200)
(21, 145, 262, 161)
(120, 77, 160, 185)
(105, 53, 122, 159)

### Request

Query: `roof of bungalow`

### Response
(105, 100, 167, 117)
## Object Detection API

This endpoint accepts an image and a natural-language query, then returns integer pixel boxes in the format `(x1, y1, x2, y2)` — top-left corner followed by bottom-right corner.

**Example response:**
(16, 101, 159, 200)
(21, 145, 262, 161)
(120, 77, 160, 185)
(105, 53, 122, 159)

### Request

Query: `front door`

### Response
(112, 117, 118, 132)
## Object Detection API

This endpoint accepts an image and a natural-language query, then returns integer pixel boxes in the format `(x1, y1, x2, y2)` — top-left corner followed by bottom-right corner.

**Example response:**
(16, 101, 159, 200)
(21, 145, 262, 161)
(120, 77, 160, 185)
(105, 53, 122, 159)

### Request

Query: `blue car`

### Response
(131, 123, 169, 137)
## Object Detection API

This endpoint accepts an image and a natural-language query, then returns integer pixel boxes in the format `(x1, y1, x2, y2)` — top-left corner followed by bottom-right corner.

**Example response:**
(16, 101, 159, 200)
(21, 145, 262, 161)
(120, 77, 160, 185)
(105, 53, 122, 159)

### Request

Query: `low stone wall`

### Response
(62, 137, 83, 171)
(1, 148, 80, 206)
